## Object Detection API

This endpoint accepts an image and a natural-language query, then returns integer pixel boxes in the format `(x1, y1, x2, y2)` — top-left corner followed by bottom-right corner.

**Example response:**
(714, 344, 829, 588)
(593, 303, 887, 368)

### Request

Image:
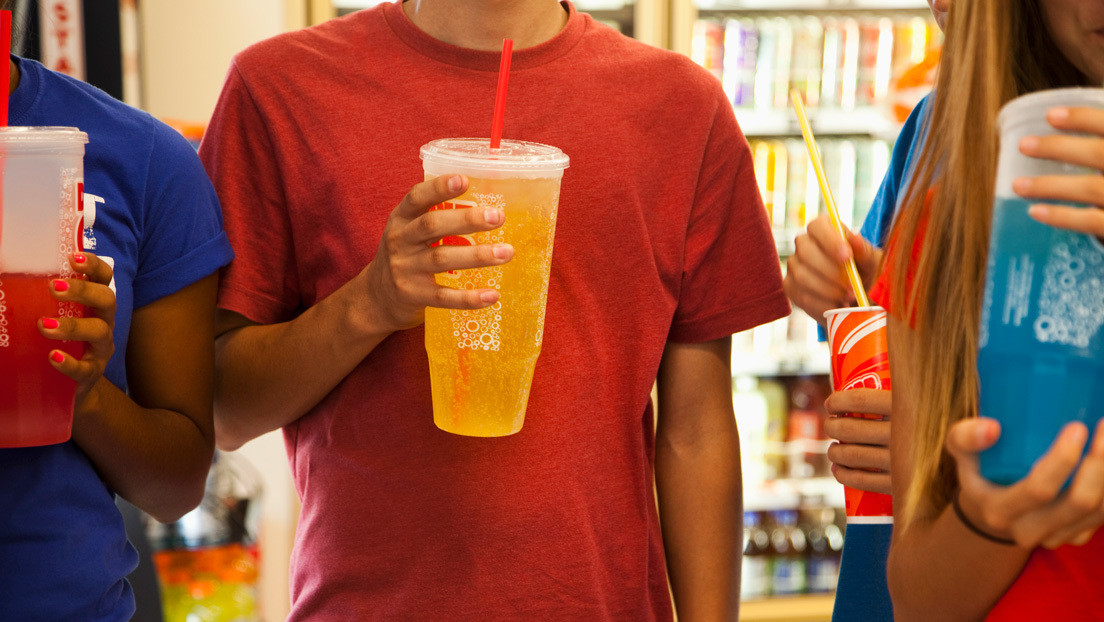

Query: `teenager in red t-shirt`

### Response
(199, 1, 790, 620)
(866, 0, 1104, 620)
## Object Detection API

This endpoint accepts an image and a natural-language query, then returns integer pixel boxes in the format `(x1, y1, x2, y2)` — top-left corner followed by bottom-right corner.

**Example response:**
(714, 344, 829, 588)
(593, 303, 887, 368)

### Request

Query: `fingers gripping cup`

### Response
(420, 138, 569, 437)
(978, 88, 1104, 484)
(824, 306, 893, 519)
(0, 127, 89, 448)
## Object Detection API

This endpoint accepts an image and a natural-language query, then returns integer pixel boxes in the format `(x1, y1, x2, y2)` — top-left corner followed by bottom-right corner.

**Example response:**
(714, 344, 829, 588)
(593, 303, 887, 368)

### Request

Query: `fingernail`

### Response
(52, 279, 69, 292)
(1048, 107, 1070, 121)
(1028, 205, 1050, 220)
(50, 351, 65, 364)
(1012, 177, 1033, 193)
(1019, 136, 1039, 152)
(73, 253, 86, 264)
(41, 318, 59, 330)
(484, 208, 504, 226)
(448, 175, 464, 193)
(492, 244, 512, 260)
(480, 291, 498, 304)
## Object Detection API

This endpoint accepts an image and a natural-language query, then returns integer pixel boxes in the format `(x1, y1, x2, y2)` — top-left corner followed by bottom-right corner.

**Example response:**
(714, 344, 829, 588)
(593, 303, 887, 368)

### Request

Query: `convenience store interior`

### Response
(41, 1, 941, 620)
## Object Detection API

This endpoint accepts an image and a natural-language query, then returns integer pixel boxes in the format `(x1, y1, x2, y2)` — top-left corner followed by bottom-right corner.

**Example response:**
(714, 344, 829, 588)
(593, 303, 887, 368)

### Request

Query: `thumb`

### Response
(946, 417, 1001, 463)
(848, 230, 881, 284)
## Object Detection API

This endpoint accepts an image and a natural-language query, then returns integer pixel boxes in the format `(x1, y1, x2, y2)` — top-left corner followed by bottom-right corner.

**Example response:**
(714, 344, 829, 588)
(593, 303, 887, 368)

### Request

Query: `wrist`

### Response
(952, 491, 1018, 546)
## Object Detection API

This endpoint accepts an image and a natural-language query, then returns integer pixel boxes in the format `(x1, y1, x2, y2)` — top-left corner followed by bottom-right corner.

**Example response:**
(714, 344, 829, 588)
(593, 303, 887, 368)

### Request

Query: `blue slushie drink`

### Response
(978, 88, 1104, 485)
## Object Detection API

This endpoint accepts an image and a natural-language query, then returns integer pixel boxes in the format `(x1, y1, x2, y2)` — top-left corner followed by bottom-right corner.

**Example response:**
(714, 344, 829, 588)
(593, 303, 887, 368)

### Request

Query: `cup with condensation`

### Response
(978, 88, 1104, 485)
(824, 305, 893, 519)
(420, 138, 569, 437)
(0, 126, 89, 447)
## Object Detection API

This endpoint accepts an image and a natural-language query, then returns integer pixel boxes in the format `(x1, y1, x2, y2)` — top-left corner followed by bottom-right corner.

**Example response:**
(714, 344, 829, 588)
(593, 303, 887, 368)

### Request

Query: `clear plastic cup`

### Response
(979, 88, 1104, 484)
(0, 126, 89, 447)
(420, 138, 569, 437)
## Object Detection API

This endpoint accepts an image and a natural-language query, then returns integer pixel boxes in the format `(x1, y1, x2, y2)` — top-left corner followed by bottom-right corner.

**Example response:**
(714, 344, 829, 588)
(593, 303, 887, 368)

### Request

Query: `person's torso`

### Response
(0, 57, 229, 620)
(223, 3, 771, 620)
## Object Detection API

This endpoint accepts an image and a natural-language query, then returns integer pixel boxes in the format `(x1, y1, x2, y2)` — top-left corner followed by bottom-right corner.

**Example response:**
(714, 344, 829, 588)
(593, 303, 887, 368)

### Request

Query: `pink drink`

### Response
(0, 273, 84, 447)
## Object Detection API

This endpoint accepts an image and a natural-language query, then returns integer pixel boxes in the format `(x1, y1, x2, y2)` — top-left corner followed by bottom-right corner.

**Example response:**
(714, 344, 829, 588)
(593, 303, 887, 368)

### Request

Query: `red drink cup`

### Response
(0, 127, 88, 447)
(824, 306, 893, 519)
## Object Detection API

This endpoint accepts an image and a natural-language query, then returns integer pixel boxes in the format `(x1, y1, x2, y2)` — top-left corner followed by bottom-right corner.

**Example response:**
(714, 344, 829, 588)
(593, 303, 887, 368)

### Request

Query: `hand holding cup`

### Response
(361, 173, 515, 334)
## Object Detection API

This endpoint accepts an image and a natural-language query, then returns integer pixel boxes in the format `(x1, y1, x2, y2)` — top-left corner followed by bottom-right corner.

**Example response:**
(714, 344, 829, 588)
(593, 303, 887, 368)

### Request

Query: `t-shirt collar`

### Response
(382, 0, 586, 71)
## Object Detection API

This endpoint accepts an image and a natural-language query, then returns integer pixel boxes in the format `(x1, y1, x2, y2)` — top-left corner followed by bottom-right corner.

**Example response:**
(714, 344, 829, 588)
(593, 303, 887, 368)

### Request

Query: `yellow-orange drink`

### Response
(420, 138, 569, 437)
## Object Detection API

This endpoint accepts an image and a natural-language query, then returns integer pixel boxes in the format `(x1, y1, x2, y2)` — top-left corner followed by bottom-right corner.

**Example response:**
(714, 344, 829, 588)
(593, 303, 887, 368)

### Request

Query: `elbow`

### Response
(148, 485, 206, 524)
(213, 405, 253, 452)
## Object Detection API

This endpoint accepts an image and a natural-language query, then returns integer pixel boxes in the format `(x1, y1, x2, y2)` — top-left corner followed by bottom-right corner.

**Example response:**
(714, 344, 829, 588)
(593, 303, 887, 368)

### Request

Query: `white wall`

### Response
(140, 2, 310, 620)
(140, 0, 306, 123)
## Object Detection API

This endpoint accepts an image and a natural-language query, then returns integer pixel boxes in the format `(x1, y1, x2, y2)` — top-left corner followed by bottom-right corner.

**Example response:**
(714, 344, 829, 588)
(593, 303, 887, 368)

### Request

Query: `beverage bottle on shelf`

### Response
(759, 378, 788, 480)
(741, 511, 772, 601)
(786, 376, 830, 478)
(732, 376, 770, 489)
(804, 506, 844, 594)
(769, 509, 807, 596)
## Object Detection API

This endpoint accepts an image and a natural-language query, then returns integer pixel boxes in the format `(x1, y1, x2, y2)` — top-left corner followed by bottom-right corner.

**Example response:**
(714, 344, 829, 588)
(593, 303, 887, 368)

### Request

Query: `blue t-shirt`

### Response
(0, 57, 234, 620)
(831, 94, 931, 622)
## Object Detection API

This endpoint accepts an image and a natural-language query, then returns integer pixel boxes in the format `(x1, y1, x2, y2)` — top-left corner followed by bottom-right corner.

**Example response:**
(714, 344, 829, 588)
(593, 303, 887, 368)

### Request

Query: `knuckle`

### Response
(1066, 489, 1098, 514)
(428, 245, 450, 270)
(1024, 479, 1056, 505)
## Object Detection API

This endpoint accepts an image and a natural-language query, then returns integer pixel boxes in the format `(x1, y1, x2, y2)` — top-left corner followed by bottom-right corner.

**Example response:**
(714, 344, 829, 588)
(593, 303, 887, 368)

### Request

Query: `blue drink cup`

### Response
(978, 88, 1104, 485)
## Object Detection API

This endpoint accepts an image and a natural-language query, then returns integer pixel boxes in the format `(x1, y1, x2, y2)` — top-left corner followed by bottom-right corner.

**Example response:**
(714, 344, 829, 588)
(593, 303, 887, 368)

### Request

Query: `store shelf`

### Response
(737, 106, 901, 139)
(731, 343, 831, 377)
(746, 473, 845, 512)
(741, 594, 835, 622)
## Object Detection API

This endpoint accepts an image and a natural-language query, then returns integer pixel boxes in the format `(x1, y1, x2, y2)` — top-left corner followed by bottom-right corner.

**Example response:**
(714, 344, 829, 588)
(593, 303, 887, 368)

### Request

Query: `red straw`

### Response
(489, 38, 513, 149)
(0, 10, 10, 126)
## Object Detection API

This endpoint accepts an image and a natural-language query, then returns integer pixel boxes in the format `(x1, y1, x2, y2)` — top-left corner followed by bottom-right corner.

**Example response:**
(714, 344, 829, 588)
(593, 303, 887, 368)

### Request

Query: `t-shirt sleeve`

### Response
(132, 120, 234, 309)
(859, 93, 931, 247)
(199, 59, 300, 325)
(668, 92, 791, 343)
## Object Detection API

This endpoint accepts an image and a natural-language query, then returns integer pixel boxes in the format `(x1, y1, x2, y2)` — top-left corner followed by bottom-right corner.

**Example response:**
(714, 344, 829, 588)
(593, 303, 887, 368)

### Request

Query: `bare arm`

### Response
(45, 254, 220, 523)
(885, 316, 1031, 622)
(655, 337, 741, 622)
(213, 174, 512, 450)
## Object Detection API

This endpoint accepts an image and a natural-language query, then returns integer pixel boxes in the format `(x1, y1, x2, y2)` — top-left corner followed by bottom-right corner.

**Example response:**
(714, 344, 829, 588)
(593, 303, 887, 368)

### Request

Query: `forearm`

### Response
(72, 378, 214, 523)
(888, 507, 1031, 621)
(214, 275, 391, 449)
(655, 422, 742, 622)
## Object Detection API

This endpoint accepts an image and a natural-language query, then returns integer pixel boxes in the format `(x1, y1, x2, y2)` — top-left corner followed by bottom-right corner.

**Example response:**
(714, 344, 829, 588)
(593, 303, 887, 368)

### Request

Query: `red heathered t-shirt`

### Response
(872, 209, 1104, 620)
(201, 2, 789, 620)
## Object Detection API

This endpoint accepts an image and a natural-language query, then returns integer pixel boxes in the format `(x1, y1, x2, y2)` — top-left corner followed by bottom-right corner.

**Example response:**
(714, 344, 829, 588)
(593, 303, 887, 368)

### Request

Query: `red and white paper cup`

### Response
(824, 306, 893, 520)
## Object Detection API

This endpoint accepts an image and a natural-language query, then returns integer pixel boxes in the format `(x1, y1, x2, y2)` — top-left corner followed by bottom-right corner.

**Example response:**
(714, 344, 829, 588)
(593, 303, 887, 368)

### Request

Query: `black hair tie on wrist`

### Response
(952, 492, 1017, 546)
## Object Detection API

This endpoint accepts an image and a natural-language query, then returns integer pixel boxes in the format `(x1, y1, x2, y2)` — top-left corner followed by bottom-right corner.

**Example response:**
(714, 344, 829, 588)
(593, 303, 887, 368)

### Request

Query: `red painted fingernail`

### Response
(52, 279, 69, 292)
(50, 351, 65, 364)
(73, 253, 86, 263)
(41, 318, 59, 329)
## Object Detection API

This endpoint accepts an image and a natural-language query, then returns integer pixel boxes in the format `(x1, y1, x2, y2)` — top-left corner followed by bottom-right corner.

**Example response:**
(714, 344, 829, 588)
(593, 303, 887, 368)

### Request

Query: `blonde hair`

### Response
(890, 0, 1088, 528)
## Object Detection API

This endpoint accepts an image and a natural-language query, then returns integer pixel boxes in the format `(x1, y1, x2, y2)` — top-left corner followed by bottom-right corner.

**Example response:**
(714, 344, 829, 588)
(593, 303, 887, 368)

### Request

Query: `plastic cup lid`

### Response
(420, 138, 569, 172)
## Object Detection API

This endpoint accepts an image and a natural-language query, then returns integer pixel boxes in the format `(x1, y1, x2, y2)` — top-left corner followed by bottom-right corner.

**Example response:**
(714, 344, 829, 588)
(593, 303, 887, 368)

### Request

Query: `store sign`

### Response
(40, 0, 85, 80)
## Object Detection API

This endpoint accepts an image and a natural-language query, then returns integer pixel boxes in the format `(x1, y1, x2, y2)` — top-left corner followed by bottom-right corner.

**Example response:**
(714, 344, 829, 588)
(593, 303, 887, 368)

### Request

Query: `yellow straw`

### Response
(789, 89, 871, 307)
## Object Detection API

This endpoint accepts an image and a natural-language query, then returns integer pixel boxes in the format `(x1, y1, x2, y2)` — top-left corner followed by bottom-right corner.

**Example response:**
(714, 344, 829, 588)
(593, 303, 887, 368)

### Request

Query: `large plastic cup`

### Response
(0, 126, 89, 448)
(824, 306, 893, 519)
(978, 88, 1104, 485)
(420, 138, 569, 437)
